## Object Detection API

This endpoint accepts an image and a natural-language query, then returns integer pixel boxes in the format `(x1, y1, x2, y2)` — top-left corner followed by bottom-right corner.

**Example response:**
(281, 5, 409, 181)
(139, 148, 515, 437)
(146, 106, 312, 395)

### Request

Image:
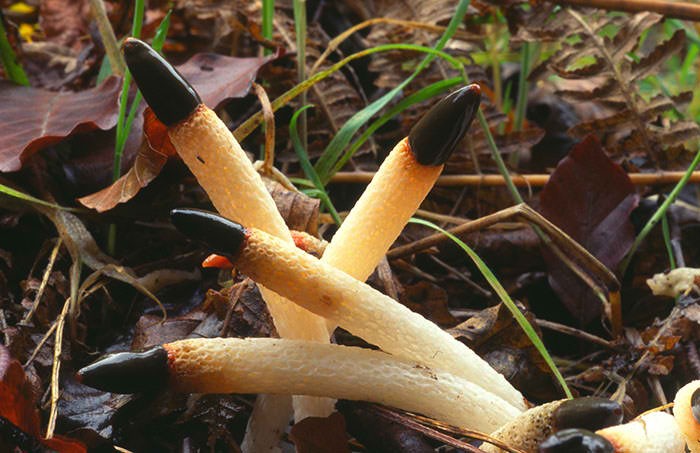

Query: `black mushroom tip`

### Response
(539, 429, 614, 453)
(76, 347, 169, 394)
(170, 208, 248, 260)
(553, 397, 623, 432)
(408, 83, 481, 166)
(692, 387, 700, 423)
(122, 38, 201, 126)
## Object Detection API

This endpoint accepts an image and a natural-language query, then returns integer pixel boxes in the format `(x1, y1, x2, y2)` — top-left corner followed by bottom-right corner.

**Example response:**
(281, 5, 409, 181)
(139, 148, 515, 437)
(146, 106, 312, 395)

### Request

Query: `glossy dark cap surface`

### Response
(77, 347, 168, 394)
(170, 209, 247, 260)
(122, 38, 201, 126)
(408, 84, 481, 166)
(553, 397, 623, 432)
(539, 429, 614, 453)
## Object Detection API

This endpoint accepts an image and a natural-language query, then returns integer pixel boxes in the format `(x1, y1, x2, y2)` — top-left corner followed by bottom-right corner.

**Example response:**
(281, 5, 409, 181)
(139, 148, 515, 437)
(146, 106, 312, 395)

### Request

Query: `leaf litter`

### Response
(0, 0, 700, 451)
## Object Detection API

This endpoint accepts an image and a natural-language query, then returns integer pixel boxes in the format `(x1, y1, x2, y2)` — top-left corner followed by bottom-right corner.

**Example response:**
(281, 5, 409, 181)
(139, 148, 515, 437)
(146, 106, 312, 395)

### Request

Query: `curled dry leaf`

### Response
(77, 52, 273, 211)
(77, 109, 176, 212)
(0, 77, 121, 172)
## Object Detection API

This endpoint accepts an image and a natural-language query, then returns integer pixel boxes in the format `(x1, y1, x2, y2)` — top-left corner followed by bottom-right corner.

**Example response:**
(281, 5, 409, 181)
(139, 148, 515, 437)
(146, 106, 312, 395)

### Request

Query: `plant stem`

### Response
(262, 0, 275, 55)
(619, 146, 700, 276)
(0, 13, 29, 85)
(87, 0, 125, 76)
(293, 0, 308, 156)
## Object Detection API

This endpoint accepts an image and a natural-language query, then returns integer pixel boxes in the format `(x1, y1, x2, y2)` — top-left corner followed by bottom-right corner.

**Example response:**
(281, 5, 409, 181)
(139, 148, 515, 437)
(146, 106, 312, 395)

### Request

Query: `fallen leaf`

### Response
(0, 77, 121, 172)
(77, 53, 273, 210)
(290, 412, 349, 453)
(0, 345, 86, 452)
(39, 0, 91, 50)
(264, 179, 320, 235)
(540, 136, 639, 323)
(77, 109, 176, 212)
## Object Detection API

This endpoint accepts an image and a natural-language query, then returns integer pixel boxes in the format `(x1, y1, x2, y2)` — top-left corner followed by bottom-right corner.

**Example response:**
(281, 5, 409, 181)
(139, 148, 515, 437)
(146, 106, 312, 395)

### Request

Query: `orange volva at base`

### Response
(163, 338, 521, 433)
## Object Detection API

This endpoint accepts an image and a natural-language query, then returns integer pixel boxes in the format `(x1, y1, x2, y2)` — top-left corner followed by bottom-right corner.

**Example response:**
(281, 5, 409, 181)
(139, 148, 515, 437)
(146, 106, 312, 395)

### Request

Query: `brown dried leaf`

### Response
(540, 136, 639, 323)
(264, 179, 320, 236)
(39, 0, 91, 49)
(0, 77, 121, 172)
(77, 110, 175, 212)
(290, 412, 349, 453)
(628, 29, 685, 81)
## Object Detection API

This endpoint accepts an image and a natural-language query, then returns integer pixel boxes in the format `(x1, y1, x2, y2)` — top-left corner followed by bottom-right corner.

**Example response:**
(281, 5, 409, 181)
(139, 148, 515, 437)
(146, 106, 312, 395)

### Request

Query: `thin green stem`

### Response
(293, 0, 308, 157)
(661, 213, 676, 270)
(478, 112, 523, 203)
(0, 14, 29, 85)
(410, 217, 573, 399)
(262, 0, 274, 55)
(619, 146, 700, 276)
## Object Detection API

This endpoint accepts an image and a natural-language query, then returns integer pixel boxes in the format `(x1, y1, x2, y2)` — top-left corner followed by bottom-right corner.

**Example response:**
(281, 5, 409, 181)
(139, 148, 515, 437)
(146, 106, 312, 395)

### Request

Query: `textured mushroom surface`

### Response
(237, 228, 526, 410)
(165, 338, 521, 432)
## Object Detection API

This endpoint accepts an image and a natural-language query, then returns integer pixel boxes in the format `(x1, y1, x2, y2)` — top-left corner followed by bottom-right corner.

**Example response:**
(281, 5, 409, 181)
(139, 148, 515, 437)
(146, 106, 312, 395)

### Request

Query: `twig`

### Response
(330, 171, 700, 186)
(45, 297, 70, 439)
(87, 0, 125, 76)
(22, 239, 62, 325)
(536, 319, 616, 349)
(556, 0, 700, 21)
(252, 83, 276, 174)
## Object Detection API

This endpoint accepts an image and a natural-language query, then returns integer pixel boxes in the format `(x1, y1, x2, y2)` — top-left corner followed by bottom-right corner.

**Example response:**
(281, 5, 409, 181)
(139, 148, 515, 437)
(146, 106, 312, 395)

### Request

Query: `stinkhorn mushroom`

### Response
(77, 337, 521, 433)
(122, 37, 333, 424)
(480, 397, 622, 452)
(673, 379, 700, 452)
(170, 208, 527, 411)
(595, 411, 685, 452)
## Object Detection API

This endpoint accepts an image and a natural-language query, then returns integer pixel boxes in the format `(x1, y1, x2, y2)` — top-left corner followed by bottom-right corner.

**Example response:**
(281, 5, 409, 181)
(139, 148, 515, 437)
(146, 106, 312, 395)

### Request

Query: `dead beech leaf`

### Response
(540, 136, 639, 324)
(39, 0, 91, 50)
(290, 412, 349, 453)
(0, 345, 86, 452)
(75, 53, 273, 210)
(0, 77, 121, 172)
(264, 179, 320, 235)
(77, 109, 176, 212)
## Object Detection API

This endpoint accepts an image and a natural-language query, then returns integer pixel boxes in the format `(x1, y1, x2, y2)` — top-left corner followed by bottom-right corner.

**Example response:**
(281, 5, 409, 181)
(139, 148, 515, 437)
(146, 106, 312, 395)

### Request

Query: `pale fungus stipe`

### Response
(77, 338, 520, 433)
(647, 267, 700, 298)
(170, 209, 527, 412)
(122, 38, 334, 431)
(480, 397, 622, 453)
(123, 37, 507, 450)
(673, 379, 700, 452)
(595, 411, 685, 452)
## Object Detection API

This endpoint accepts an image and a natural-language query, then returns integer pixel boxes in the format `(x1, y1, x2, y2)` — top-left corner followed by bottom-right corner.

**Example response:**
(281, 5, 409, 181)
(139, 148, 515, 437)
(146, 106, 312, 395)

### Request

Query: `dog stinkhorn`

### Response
(673, 380, 700, 452)
(77, 338, 521, 433)
(170, 209, 527, 411)
(122, 38, 333, 425)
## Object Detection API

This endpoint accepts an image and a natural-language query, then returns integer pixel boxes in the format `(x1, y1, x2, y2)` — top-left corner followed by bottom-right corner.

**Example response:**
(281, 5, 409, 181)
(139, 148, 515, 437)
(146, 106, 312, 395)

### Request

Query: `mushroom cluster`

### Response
(77, 38, 700, 453)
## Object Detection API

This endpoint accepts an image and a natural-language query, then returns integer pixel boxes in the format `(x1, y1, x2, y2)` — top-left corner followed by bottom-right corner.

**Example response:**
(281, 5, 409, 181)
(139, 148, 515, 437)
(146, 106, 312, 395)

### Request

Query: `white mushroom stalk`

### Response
(673, 379, 700, 452)
(596, 411, 685, 452)
(77, 338, 521, 433)
(121, 38, 333, 426)
(171, 209, 527, 411)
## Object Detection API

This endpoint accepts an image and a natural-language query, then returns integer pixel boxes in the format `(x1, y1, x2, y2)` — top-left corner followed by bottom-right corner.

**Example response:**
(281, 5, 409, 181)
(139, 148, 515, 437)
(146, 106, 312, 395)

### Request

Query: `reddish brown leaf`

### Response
(0, 345, 86, 452)
(77, 109, 176, 212)
(0, 77, 121, 172)
(39, 0, 91, 49)
(290, 412, 350, 453)
(76, 53, 273, 210)
(540, 136, 639, 323)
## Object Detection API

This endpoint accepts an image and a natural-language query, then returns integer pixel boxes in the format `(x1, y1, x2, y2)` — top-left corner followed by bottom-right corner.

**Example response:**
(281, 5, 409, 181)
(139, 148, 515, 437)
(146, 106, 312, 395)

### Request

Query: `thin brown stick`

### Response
(330, 171, 700, 186)
(252, 83, 276, 175)
(557, 0, 700, 21)
(87, 0, 125, 76)
(22, 239, 62, 325)
(536, 319, 616, 349)
(46, 297, 70, 439)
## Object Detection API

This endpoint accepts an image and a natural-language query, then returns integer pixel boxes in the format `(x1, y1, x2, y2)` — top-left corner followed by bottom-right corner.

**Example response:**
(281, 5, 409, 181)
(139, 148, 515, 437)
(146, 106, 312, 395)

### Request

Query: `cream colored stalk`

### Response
(176, 215, 526, 411)
(673, 380, 700, 452)
(597, 412, 685, 452)
(164, 337, 521, 433)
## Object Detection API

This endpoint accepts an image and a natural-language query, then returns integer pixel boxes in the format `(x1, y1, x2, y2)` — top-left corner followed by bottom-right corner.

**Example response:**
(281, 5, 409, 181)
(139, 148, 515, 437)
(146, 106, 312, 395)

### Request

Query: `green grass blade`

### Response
(290, 105, 342, 225)
(313, 0, 471, 184)
(409, 217, 573, 399)
(0, 15, 29, 86)
(0, 183, 77, 211)
(330, 77, 464, 177)
(262, 0, 274, 55)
